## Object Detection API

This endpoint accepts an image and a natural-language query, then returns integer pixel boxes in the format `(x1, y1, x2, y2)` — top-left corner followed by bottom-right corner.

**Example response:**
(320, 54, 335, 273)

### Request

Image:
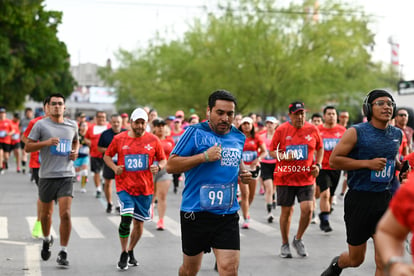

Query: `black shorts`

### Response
(276, 185, 314, 206)
(316, 169, 340, 193)
(10, 143, 20, 150)
(90, 157, 104, 173)
(32, 168, 40, 186)
(344, 189, 391, 246)
(38, 177, 74, 203)
(260, 162, 276, 181)
(20, 141, 25, 149)
(0, 143, 11, 152)
(102, 164, 115, 180)
(180, 211, 240, 256)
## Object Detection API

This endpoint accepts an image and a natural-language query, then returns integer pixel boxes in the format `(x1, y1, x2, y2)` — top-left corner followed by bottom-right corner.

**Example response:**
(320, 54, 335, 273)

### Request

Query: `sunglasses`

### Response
(50, 102, 64, 106)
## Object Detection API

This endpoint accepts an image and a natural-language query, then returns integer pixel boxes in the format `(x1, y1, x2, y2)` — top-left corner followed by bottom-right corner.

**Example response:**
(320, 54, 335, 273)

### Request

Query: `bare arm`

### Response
(25, 137, 59, 153)
(103, 154, 124, 175)
(376, 210, 414, 275)
(98, 146, 107, 154)
(329, 127, 387, 171)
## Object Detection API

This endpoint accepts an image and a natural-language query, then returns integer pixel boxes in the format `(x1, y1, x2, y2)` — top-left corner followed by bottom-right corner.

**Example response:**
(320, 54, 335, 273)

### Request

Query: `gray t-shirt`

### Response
(28, 117, 79, 178)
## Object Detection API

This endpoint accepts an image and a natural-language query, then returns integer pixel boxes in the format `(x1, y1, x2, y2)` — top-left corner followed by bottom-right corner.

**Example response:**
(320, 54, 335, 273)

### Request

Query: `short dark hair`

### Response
(43, 96, 51, 107)
(48, 93, 65, 103)
(24, 107, 32, 113)
(323, 106, 337, 115)
(111, 114, 121, 119)
(208, 90, 237, 110)
(311, 113, 322, 119)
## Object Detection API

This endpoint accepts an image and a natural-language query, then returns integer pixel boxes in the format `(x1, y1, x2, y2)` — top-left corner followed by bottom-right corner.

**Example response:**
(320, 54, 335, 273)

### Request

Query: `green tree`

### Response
(108, 0, 398, 117)
(0, 0, 75, 110)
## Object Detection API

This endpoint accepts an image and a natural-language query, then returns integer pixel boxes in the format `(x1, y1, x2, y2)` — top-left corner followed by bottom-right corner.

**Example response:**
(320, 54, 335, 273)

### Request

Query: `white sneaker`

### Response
(332, 195, 337, 206)
(80, 188, 87, 193)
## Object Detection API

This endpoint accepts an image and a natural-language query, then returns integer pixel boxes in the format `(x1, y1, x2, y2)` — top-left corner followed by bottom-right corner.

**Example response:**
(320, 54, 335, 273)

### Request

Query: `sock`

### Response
(44, 235, 51, 242)
(22, 161, 26, 167)
(321, 212, 329, 221)
(61, 246, 67, 252)
(266, 203, 272, 213)
(81, 176, 87, 188)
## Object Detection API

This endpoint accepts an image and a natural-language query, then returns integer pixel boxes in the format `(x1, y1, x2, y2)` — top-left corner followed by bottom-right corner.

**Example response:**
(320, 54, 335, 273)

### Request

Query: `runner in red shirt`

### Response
(170, 118, 185, 193)
(376, 173, 414, 275)
(316, 106, 346, 232)
(104, 108, 166, 270)
(85, 111, 110, 198)
(238, 116, 267, 229)
(151, 118, 175, 230)
(10, 113, 22, 172)
(270, 101, 323, 258)
(0, 107, 15, 174)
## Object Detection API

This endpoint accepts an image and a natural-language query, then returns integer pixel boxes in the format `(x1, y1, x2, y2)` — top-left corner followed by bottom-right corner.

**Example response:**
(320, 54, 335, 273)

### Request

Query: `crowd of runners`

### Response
(0, 88, 413, 275)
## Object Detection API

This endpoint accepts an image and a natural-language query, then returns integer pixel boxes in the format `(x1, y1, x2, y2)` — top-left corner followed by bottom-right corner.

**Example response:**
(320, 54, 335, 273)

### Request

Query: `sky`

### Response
(44, 0, 414, 80)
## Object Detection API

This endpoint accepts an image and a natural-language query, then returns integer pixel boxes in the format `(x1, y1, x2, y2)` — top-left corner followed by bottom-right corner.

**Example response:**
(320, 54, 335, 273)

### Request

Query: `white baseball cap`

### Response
(130, 108, 148, 122)
(240, 117, 253, 125)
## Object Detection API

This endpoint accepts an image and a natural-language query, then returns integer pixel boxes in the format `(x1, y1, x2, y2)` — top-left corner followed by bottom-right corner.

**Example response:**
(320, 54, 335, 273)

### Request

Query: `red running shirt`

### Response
(105, 131, 166, 196)
(0, 119, 13, 144)
(270, 122, 322, 186)
(242, 135, 265, 165)
(23, 116, 44, 169)
(85, 123, 110, 158)
(317, 124, 346, 170)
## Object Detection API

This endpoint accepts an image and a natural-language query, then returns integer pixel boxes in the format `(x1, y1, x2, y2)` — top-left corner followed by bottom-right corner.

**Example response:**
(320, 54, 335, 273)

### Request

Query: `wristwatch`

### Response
(383, 256, 405, 276)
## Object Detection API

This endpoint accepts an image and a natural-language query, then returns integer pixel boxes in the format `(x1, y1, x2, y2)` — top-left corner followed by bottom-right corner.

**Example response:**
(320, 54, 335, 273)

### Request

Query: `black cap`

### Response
(152, 118, 166, 127)
(289, 101, 306, 114)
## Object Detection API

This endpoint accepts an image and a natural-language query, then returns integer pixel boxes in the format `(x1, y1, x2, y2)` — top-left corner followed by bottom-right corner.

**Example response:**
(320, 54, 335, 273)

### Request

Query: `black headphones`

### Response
(362, 89, 396, 121)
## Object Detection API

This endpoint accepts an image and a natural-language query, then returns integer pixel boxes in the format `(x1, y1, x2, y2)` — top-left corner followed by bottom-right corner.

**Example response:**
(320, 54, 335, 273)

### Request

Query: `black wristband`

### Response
(157, 165, 162, 171)
(316, 163, 322, 169)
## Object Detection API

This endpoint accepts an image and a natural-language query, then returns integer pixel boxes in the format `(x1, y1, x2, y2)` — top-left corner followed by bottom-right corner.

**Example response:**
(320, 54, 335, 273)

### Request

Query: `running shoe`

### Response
(259, 187, 265, 195)
(292, 236, 308, 257)
(95, 190, 101, 198)
(41, 236, 54, 261)
(331, 195, 337, 205)
(128, 250, 139, 267)
(56, 250, 69, 266)
(280, 243, 292, 258)
(106, 203, 113, 214)
(311, 211, 319, 224)
(319, 214, 333, 233)
(321, 256, 342, 276)
(241, 217, 250, 229)
(156, 219, 165, 231)
(117, 251, 129, 270)
(31, 220, 42, 238)
(80, 188, 87, 193)
(267, 213, 274, 223)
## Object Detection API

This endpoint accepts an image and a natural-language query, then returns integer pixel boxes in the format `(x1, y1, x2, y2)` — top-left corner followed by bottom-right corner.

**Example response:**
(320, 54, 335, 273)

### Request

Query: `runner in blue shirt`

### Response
(167, 90, 252, 276)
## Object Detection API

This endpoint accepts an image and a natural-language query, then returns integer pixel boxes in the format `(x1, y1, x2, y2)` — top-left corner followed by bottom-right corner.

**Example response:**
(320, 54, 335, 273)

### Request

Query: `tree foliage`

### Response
(0, 0, 75, 110)
(107, 0, 398, 117)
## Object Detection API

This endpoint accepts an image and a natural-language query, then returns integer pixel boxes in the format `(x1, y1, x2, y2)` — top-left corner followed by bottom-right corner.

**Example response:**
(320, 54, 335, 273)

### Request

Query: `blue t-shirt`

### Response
(347, 122, 402, 192)
(171, 122, 245, 215)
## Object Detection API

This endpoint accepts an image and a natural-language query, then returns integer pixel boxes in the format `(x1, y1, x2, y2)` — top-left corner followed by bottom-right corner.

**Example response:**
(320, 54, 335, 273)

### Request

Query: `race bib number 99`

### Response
(50, 139, 71, 156)
(200, 183, 234, 211)
(124, 154, 148, 172)
(285, 145, 308, 160)
(370, 160, 395, 183)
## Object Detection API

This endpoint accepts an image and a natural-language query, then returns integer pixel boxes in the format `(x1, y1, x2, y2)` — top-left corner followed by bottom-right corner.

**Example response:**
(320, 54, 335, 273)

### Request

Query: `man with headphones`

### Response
(321, 89, 406, 276)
